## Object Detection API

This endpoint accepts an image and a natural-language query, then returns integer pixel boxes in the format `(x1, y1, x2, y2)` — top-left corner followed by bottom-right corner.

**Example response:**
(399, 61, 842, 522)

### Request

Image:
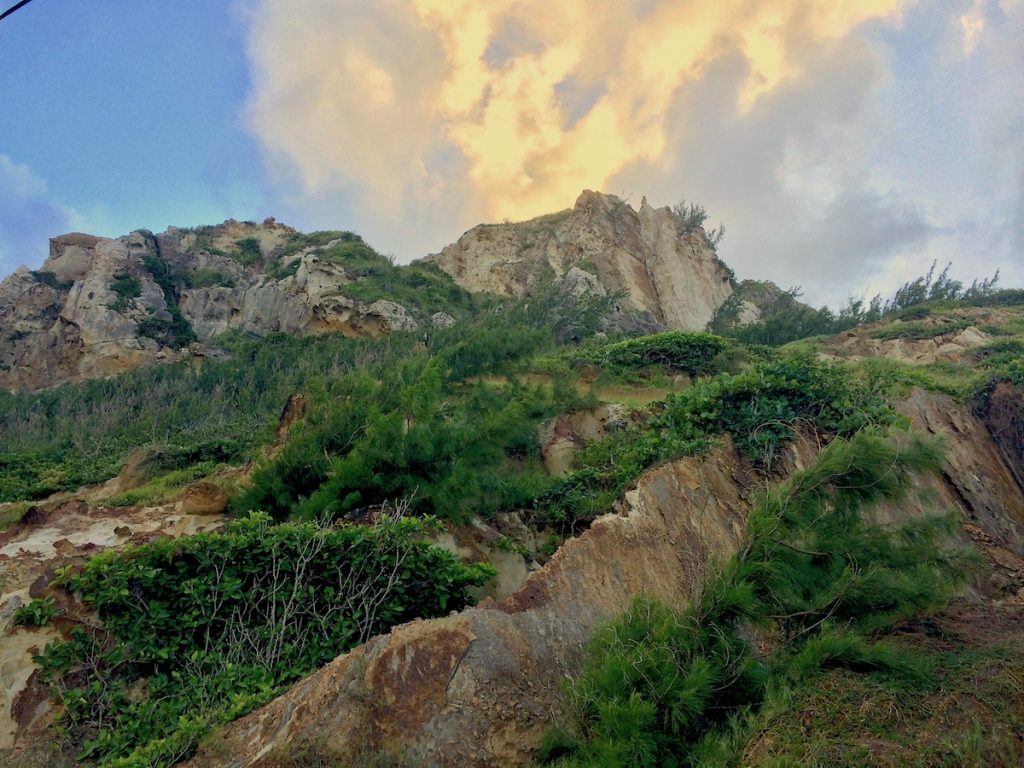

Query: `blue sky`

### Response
(1, 0, 1021, 306)
(0, 1, 264, 253)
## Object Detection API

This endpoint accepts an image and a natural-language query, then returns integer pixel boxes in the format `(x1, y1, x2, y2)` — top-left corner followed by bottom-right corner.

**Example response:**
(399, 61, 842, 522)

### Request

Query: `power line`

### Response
(0, 0, 37, 24)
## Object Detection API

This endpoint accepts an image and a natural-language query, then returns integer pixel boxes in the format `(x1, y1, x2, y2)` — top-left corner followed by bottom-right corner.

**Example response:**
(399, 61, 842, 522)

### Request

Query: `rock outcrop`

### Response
(185, 390, 1024, 767)
(426, 191, 736, 331)
(0, 221, 420, 391)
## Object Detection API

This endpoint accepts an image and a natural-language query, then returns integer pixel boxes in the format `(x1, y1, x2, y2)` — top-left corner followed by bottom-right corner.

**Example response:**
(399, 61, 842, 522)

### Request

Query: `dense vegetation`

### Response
(713, 263, 1014, 347)
(36, 511, 492, 766)
(533, 353, 895, 529)
(538, 431, 976, 766)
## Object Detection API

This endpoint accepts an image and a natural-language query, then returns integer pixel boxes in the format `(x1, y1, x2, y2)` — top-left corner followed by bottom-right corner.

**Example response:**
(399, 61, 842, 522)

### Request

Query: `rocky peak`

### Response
(0, 220, 421, 392)
(426, 190, 736, 331)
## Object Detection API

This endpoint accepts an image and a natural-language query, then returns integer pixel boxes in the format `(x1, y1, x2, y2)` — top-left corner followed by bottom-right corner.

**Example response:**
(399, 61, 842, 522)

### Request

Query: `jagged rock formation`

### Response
(0, 221, 419, 391)
(184, 390, 1024, 768)
(426, 191, 736, 331)
(1, 191, 749, 391)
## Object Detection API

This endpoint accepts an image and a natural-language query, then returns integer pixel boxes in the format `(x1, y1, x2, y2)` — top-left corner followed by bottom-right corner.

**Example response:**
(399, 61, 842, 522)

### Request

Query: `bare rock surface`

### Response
(426, 191, 735, 331)
(0, 220, 419, 392)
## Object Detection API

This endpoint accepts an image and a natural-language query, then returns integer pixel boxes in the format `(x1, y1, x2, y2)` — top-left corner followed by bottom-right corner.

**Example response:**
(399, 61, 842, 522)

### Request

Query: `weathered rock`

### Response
(0, 221, 420, 391)
(426, 191, 735, 331)
(179, 481, 230, 516)
(188, 442, 755, 767)
(537, 404, 629, 476)
(430, 311, 456, 328)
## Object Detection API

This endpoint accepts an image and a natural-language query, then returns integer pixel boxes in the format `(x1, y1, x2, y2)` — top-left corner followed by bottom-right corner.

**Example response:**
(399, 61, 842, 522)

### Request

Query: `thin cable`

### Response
(0, 0, 36, 24)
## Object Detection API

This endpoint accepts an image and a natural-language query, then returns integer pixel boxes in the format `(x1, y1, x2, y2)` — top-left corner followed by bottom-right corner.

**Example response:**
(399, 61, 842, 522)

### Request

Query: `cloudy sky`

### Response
(0, 0, 1020, 305)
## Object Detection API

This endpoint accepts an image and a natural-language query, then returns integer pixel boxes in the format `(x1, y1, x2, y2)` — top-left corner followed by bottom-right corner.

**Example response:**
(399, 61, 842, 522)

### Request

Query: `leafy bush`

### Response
(659, 355, 894, 466)
(342, 262, 476, 319)
(239, 363, 577, 523)
(531, 355, 894, 530)
(541, 431, 975, 767)
(14, 596, 59, 626)
(36, 511, 494, 766)
(0, 450, 123, 501)
(233, 237, 263, 266)
(591, 331, 727, 376)
(136, 311, 197, 348)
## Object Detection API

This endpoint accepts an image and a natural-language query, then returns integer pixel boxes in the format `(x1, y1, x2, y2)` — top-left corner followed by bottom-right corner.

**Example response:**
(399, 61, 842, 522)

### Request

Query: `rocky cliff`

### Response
(426, 191, 736, 331)
(0, 221, 419, 391)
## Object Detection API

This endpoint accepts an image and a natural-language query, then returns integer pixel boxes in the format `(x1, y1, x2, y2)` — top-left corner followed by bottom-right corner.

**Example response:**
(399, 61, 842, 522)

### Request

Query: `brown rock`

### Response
(179, 481, 229, 516)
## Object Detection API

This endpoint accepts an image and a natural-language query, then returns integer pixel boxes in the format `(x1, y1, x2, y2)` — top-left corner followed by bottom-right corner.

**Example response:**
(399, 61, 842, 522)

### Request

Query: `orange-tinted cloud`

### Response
(246, 0, 905, 225)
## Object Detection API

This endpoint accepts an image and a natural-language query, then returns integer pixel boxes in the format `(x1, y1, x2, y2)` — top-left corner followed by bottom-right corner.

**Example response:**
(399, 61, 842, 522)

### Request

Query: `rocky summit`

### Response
(0, 192, 751, 393)
(0, 220, 419, 391)
(428, 190, 735, 331)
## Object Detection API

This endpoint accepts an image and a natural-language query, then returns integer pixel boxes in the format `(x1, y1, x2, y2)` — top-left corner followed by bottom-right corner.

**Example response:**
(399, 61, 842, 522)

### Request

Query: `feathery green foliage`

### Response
(541, 430, 975, 767)
(587, 331, 727, 376)
(532, 355, 894, 529)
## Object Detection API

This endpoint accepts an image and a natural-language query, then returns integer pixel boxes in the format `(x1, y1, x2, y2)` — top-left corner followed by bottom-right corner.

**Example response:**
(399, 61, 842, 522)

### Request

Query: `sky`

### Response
(0, 0, 1021, 306)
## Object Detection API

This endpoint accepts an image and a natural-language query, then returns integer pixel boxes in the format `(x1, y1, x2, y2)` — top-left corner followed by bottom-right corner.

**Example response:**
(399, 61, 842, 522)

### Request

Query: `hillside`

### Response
(0, 201, 1022, 768)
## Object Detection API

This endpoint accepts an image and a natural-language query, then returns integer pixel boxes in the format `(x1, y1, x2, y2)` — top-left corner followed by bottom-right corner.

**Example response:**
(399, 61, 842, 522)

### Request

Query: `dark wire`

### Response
(0, 0, 37, 24)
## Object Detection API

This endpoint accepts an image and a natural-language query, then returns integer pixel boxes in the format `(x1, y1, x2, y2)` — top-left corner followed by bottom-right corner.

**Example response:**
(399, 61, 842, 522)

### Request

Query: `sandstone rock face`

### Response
(427, 191, 735, 331)
(186, 390, 1024, 768)
(179, 481, 230, 516)
(0, 221, 420, 391)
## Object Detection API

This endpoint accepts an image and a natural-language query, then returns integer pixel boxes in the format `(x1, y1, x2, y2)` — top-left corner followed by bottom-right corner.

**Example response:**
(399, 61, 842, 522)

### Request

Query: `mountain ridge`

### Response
(0, 191, 769, 392)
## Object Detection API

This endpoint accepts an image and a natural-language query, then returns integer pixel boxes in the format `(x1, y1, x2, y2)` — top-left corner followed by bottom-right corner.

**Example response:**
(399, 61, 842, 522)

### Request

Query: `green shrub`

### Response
(872, 318, 970, 341)
(280, 230, 348, 258)
(36, 512, 494, 766)
(592, 331, 727, 376)
(182, 269, 235, 289)
(659, 355, 894, 466)
(107, 273, 141, 311)
(531, 355, 894, 530)
(342, 262, 476, 318)
(137, 310, 197, 348)
(31, 270, 74, 290)
(233, 237, 263, 266)
(14, 596, 59, 626)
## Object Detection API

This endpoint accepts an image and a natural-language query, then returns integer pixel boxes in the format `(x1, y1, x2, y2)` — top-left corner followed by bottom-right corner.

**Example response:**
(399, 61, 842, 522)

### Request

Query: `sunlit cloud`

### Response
(244, 0, 1022, 304)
